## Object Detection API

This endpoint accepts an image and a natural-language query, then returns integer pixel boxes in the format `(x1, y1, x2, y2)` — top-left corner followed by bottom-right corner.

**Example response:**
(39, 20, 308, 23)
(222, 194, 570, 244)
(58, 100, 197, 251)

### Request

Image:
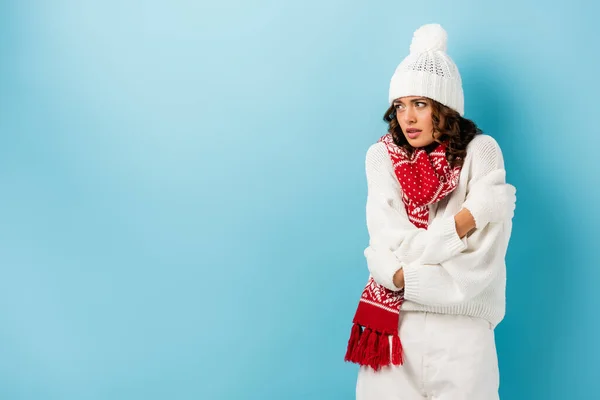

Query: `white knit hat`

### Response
(388, 24, 464, 116)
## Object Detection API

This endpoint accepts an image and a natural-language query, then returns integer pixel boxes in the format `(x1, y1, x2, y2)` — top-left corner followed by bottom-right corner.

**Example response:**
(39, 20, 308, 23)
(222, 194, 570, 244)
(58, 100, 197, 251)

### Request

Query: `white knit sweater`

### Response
(363, 134, 512, 328)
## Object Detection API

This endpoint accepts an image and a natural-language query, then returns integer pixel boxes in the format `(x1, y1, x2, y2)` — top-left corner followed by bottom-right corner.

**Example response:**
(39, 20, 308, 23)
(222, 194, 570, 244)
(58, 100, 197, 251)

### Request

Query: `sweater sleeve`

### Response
(398, 135, 512, 306)
(402, 219, 511, 306)
(363, 143, 468, 291)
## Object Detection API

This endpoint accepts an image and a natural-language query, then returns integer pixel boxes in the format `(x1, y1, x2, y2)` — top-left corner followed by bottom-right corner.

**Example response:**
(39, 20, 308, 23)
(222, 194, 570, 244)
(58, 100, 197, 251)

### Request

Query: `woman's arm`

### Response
(371, 135, 515, 300)
(391, 208, 475, 288)
(454, 208, 477, 238)
(370, 217, 511, 306)
(392, 208, 475, 289)
(364, 143, 470, 290)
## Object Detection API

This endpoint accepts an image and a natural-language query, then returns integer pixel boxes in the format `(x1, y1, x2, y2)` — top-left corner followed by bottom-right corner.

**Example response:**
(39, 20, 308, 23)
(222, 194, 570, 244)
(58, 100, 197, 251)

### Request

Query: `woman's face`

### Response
(393, 96, 442, 148)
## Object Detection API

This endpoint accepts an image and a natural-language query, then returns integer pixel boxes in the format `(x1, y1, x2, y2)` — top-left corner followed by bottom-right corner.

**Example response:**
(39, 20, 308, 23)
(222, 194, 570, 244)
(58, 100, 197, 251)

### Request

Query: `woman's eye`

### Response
(395, 104, 404, 110)
(416, 102, 427, 107)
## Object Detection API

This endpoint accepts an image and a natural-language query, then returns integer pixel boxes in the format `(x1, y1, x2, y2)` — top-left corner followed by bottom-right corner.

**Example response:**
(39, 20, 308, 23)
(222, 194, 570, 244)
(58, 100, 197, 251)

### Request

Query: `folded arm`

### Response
(364, 143, 470, 290)
(367, 218, 511, 306)
(365, 136, 512, 294)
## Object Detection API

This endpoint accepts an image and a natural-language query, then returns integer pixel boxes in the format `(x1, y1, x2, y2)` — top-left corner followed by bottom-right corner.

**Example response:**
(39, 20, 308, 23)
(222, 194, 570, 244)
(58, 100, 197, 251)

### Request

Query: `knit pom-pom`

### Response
(409, 23, 447, 54)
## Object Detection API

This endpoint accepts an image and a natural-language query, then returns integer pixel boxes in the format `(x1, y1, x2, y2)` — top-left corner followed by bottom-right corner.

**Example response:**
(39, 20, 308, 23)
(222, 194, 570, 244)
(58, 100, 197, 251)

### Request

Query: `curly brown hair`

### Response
(383, 98, 482, 168)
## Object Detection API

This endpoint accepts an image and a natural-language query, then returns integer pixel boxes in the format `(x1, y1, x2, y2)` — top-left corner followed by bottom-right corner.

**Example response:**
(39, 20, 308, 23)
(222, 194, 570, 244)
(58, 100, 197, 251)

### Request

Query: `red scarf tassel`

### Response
(345, 322, 403, 370)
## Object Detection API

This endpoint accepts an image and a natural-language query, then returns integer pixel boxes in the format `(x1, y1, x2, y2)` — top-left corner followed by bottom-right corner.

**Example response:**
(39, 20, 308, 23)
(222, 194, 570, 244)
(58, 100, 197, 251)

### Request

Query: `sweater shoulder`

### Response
(365, 141, 392, 171)
(364, 141, 401, 191)
(366, 141, 388, 162)
(365, 134, 505, 173)
(466, 134, 503, 159)
(465, 134, 505, 172)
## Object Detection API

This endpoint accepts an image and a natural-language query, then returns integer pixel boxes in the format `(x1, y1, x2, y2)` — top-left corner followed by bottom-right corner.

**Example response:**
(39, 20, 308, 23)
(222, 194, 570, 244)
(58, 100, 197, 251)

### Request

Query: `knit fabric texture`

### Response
(363, 134, 511, 328)
(389, 23, 464, 115)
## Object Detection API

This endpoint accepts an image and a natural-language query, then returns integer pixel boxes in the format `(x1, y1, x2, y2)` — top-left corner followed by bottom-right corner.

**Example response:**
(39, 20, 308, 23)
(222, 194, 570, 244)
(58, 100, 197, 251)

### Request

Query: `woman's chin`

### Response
(405, 136, 434, 148)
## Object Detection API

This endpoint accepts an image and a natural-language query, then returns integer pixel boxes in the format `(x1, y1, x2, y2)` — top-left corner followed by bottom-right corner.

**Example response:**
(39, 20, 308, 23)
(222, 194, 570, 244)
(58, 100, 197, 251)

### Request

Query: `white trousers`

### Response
(356, 311, 499, 400)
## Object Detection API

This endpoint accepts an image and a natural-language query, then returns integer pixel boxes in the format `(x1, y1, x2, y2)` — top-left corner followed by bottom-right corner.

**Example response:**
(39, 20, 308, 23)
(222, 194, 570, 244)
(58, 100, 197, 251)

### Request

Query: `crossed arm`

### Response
(363, 139, 512, 306)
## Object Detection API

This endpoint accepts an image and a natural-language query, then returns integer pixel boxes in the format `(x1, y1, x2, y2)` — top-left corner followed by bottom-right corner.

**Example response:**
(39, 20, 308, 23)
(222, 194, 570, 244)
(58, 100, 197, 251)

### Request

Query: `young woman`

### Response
(344, 24, 517, 399)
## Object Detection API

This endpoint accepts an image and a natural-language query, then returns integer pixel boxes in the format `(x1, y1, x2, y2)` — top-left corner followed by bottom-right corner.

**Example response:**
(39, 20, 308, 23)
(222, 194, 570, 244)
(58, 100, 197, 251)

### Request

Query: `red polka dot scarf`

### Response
(344, 133, 462, 370)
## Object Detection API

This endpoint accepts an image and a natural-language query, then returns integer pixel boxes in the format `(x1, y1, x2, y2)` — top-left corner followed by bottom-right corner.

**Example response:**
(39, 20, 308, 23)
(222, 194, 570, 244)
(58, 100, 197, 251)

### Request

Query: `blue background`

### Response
(1, 1, 598, 399)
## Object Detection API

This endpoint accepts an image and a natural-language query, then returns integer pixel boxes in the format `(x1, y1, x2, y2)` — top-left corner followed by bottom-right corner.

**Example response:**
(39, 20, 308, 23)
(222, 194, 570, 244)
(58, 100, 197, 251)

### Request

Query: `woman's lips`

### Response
(406, 129, 422, 139)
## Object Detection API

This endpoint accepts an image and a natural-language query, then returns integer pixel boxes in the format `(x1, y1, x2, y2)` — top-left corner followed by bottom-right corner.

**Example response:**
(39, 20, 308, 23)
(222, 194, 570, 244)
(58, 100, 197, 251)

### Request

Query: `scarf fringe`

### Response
(344, 322, 403, 370)
(392, 333, 403, 365)
(344, 323, 362, 363)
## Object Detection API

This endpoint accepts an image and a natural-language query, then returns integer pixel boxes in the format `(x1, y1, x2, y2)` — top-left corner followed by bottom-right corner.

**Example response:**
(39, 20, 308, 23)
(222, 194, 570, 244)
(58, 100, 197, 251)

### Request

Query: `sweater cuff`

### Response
(440, 215, 468, 256)
(463, 202, 489, 230)
(365, 247, 403, 292)
(401, 262, 421, 303)
(379, 257, 403, 292)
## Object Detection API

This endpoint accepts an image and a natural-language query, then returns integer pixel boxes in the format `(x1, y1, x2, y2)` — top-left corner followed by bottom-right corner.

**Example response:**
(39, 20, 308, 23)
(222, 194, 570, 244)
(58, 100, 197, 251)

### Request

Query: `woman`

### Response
(344, 24, 517, 399)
